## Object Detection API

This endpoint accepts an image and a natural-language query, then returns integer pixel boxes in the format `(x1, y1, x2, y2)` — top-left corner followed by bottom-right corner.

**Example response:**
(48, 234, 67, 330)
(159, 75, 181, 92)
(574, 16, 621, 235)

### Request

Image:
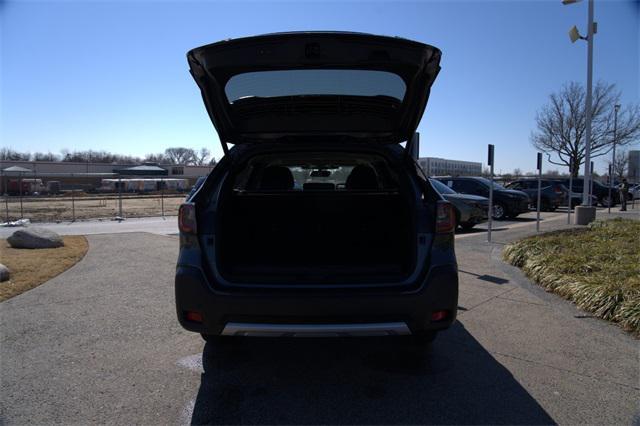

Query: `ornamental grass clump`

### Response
(503, 218, 640, 334)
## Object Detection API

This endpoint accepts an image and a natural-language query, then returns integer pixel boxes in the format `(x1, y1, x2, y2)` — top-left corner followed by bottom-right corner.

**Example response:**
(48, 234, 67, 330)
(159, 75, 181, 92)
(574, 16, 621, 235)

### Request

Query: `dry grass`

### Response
(503, 218, 640, 334)
(3, 195, 183, 222)
(0, 236, 89, 302)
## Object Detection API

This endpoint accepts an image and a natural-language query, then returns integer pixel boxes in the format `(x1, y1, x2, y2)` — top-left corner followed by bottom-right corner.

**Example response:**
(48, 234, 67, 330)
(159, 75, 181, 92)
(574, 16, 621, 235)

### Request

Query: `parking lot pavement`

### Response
(1, 212, 639, 425)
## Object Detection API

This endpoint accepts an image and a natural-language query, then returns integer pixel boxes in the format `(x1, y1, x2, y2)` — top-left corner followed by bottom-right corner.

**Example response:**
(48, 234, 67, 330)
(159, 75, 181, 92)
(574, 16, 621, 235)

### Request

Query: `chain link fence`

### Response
(1, 173, 191, 224)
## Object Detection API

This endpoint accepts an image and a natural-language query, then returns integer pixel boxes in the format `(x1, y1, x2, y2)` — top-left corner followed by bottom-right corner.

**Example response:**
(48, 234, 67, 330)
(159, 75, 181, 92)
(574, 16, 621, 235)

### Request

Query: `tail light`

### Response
(431, 310, 449, 321)
(436, 201, 456, 234)
(178, 203, 197, 234)
(554, 185, 564, 194)
(184, 311, 203, 323)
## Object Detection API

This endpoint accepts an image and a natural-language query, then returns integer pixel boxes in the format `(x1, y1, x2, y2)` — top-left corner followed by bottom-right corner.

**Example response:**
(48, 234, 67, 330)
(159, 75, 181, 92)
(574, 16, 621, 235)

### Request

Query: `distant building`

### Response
(628, 150, 640, 184)
(0, 160, 215, 192)
(417, 157, 482, 177)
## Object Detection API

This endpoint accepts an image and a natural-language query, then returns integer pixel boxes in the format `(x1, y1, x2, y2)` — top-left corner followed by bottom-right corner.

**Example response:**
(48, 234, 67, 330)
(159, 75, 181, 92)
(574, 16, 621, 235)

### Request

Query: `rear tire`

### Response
(201, 333, 236, 345)
(410, 331, 438, 346)
(600, 196, 614, 207)
(492, 203, 506, 220)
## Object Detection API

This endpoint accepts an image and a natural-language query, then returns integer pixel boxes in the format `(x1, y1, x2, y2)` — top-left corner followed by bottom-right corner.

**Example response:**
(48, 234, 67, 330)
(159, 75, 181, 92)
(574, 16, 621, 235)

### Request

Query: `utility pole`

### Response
(564, 0, 598, 224)
(609, 104, 620, 210)
(582, 0, 595, 207)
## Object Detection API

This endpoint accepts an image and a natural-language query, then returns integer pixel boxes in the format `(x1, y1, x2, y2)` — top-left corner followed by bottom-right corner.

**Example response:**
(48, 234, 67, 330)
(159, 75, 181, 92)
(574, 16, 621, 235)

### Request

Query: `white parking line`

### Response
(176, 353, 203, 426)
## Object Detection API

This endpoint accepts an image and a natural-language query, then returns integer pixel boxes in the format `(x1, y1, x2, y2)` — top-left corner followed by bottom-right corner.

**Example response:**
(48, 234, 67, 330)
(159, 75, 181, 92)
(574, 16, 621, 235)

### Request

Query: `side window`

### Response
(509, 182, 522, 190)
(452, 180, 472, 194)
(470, 181, 489, 195)
(449, 180, 463, 192)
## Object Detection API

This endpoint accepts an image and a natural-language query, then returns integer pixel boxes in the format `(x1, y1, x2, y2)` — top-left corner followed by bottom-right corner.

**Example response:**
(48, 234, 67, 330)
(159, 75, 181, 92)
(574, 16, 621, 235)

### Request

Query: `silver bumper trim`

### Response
(221, 321, 411, 337)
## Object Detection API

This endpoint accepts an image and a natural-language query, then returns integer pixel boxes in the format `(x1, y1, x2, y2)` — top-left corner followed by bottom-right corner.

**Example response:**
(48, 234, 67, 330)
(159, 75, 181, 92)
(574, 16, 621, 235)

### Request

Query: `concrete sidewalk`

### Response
(0, 210, 638, 424)
(0, 215, 178, 238)
(452, 209, 639, 424)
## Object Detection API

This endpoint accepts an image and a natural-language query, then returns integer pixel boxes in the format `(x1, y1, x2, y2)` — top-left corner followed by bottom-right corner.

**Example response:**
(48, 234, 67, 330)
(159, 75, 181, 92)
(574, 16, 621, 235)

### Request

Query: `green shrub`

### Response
(503, 218, 640, 334)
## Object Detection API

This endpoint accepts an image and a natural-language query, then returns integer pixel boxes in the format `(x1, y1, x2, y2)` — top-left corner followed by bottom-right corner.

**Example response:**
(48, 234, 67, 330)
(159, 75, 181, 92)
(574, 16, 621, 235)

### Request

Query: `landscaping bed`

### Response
(0, 236, 89, 302)
(504, 218, 640, 334)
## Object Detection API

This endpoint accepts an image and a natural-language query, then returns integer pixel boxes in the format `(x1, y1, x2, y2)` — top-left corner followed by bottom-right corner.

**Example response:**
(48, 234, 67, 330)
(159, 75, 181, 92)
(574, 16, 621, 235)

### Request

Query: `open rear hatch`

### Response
(187, 32, 442, 148)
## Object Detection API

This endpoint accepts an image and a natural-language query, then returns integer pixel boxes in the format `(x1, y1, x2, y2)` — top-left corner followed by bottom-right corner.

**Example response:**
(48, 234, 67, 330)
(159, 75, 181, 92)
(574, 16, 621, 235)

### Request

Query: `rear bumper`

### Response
(464, 206, 488, 224)
(175, 264, 458, 336)
(220, 321, 411, 337)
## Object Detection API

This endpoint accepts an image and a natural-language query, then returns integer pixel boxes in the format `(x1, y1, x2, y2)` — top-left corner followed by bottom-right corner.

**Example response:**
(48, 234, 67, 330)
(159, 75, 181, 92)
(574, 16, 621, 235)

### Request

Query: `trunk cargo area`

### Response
(217, 191, 414, 284)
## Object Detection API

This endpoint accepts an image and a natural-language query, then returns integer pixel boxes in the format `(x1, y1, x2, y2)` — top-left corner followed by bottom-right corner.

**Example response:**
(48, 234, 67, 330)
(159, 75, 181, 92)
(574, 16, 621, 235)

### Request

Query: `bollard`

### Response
(536, 153, 542, 233)
(71, 188, 76, 222)
(19, 172, 24, 219)
(567, 160, 573, 225)
(607, 164, 612, 214)
(118, 175, 123, 220)
(487, 144, 495, 243)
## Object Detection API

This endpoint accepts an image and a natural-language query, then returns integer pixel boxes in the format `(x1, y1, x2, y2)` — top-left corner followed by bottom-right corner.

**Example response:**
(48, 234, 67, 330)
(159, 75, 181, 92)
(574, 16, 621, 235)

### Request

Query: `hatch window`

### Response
(225, 69, 406, 103)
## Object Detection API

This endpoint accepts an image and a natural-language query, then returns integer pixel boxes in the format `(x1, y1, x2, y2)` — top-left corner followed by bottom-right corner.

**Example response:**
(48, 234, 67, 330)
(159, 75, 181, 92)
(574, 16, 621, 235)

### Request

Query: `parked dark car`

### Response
(430, 179, 488, 230)
(557, 178, 616, 207)
(504, 179, 565, 211)
(436, 176, 530, 220)
(175, 32, 458, 346)
(185, 176, 207, 201)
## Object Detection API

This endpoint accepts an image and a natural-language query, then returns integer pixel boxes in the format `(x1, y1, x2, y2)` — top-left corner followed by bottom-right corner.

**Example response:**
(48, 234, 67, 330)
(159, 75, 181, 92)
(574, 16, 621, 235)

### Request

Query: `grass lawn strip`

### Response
(503, 218, 640, 334)
(0, 235, 89, 302)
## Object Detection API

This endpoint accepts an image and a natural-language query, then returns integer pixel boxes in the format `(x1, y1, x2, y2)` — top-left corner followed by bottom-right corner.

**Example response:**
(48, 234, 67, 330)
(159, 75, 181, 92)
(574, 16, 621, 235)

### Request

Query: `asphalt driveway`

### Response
(1, 212, 638, 424)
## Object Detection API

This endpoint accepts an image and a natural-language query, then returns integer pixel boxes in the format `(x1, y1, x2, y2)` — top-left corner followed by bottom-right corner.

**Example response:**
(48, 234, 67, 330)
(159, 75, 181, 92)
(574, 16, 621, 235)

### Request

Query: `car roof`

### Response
(434, 176, 481, 180)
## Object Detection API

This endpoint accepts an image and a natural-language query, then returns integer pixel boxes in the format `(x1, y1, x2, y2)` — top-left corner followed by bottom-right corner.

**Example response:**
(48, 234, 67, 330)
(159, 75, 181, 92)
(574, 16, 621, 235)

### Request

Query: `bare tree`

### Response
(60, 150, 139, 164)
(33, 152, 59, 161)
(0, 148, 31, 161)
(143, 153, 167, 164)
(531, 81, 640, 177)
(513, 168, 522, 178)
(193, 148, 211, 166)
(611, 149, 629, 181)
(164, 147, 196, 165)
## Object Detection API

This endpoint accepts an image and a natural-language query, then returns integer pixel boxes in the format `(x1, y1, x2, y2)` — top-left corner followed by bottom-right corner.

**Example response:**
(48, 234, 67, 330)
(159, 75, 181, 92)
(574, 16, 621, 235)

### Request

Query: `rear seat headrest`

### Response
(259, 166, 294, 190)
(346, 165, 378, 190)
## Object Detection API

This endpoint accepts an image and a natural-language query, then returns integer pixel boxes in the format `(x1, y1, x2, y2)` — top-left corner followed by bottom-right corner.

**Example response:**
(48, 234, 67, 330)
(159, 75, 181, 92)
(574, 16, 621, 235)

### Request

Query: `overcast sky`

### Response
(1, 0, 638, 173)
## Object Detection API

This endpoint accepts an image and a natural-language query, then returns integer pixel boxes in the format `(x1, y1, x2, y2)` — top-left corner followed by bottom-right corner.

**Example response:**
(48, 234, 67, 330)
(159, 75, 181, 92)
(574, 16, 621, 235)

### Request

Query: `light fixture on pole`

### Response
(564, 0, 597, 225)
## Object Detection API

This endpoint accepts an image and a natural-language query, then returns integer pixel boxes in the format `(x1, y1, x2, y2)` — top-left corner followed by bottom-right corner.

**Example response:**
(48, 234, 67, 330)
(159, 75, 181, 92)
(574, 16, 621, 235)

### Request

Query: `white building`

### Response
(0, 160, 214, 179)
(417, 157, 482, 177)
(0, 160, 215, 192)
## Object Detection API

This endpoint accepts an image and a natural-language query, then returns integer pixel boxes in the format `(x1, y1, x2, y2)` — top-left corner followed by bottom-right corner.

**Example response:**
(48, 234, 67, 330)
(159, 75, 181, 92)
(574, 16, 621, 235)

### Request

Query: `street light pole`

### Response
(582, 0, 595, 207)
(610, 104, 620, 208)
(565, 0, 598, 224)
